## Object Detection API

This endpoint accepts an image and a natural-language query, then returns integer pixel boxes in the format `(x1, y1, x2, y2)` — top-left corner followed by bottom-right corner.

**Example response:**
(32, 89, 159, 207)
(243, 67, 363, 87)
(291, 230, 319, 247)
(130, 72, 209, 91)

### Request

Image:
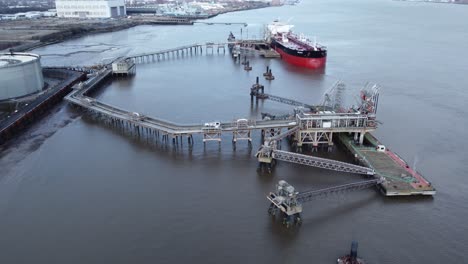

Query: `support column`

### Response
(328, 132, 334, 152)
(359, 132, 365, 145)
(296, 130, 302, 147)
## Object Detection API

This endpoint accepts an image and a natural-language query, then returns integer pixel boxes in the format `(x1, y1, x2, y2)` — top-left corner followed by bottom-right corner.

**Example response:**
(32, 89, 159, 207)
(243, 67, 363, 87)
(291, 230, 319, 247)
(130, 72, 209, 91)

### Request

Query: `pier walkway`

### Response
(51, 40, 276, 70)
(62, 43, 434, 198)
(128, 40, 279, 64)
(297, 179, 382, 203)
(65, 69, 297, 144)
(250, 77, 315, 109)
(127, 44, 204, 63)
(267, 179, 382, 227)
(255, 92, 315, 109)
(194, 22, 248, 26)
(272, 150, 375, 175)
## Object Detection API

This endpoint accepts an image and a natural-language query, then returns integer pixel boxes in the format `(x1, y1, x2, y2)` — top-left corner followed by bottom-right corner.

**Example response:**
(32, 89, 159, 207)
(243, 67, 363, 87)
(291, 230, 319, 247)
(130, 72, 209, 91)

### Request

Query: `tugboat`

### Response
(337, 241, 366, 264)
(266, 20, 327, 69)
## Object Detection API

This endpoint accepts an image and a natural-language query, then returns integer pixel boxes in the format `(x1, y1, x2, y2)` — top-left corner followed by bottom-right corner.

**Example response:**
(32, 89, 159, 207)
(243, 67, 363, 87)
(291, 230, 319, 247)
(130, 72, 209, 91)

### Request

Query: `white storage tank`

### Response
(0, 53, 44, 101)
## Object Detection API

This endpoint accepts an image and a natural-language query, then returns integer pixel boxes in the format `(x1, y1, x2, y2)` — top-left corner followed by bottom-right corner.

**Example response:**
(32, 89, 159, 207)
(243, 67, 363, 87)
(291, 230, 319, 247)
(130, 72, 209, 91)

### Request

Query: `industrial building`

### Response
(0, 10, 57, 20)
(0, 53, 44, 101)
(55, 0, 126, 18)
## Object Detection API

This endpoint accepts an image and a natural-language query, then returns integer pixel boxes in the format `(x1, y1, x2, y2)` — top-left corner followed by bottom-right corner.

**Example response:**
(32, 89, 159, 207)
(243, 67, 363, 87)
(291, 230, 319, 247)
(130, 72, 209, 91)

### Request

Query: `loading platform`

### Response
(338, 133, 436, 196)
(259, 49, 281, 58)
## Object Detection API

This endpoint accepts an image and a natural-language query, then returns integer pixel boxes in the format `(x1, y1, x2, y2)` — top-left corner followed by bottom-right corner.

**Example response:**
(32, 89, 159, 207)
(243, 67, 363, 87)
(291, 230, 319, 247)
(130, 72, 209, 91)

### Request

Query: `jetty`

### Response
(60, 43, 435, 199)
(48, 41, 437, 228)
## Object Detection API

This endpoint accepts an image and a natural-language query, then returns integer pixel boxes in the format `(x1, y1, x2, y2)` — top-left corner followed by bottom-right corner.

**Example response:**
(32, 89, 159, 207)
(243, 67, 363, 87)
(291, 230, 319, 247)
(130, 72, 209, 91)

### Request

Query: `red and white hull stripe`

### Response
(274, 47, 326, 69)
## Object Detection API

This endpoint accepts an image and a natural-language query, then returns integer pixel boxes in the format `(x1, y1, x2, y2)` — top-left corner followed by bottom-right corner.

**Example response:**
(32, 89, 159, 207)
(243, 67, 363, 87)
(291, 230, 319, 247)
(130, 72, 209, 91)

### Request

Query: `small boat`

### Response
(337, 241, 366, 264)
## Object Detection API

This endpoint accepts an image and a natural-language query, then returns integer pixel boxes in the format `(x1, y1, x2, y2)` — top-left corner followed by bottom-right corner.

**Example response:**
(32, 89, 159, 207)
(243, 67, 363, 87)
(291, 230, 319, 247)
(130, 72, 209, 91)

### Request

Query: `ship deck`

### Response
(273, 33, 325, 52)
(338, 133, 436, 196)
(273, 35, 313, 51)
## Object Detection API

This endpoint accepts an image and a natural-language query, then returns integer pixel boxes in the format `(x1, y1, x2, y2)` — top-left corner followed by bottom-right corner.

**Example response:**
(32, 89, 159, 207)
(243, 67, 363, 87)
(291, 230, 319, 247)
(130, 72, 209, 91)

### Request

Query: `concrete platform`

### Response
(260, 49, 281, 58)
(338, 133, 436, 196)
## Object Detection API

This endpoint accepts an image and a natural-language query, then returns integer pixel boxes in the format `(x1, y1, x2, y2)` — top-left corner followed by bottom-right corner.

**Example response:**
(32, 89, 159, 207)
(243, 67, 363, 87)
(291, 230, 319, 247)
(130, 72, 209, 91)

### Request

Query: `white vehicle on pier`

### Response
(203, 121, 221, 129)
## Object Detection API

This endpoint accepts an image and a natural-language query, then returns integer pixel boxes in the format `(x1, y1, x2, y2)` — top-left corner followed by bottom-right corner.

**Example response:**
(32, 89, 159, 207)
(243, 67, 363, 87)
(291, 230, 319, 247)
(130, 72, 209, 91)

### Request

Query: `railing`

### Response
(272, 149, 375, 175)
(266, 126, 298, 142)
(68, 78, 298, 135)
(127, 44, 202, 59)
(297, 178, 381, 203)
(297, 113, 376, 129)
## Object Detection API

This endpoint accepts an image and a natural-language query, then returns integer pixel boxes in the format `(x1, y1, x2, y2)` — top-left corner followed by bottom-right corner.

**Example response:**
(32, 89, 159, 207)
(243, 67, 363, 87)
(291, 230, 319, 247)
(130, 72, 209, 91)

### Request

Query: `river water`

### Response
(1, 0, 468, 263)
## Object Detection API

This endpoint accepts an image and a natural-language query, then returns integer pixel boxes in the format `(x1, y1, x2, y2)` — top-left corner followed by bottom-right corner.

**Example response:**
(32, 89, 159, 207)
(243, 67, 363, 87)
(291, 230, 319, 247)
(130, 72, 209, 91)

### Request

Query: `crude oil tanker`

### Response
(267, 20, 327, 69)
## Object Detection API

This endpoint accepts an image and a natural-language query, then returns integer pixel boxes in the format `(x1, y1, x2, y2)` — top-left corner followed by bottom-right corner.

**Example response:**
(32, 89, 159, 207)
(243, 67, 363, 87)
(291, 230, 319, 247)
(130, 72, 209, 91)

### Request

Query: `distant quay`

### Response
(394, 0, 468, 4)
(126, 1, 273, 17)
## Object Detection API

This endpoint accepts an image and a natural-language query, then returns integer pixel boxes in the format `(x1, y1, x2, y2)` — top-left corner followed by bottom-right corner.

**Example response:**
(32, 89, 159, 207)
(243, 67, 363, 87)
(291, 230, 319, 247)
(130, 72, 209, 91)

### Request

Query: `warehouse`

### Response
(56, 0, 126, 18)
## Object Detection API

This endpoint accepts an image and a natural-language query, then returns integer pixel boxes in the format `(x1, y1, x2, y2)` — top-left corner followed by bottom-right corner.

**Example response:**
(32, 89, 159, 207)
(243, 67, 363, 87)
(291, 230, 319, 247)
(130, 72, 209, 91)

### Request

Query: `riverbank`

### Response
(0, 68, 85, 145)
(0, 3, 275, 52)
(394, 0, 468, 4)
(0, 16, 189, 52)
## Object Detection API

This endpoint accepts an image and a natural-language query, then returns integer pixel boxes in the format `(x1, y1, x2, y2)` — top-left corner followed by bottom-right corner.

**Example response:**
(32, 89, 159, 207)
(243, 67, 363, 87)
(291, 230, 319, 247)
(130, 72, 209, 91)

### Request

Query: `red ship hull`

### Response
(274, 46, 326, 69)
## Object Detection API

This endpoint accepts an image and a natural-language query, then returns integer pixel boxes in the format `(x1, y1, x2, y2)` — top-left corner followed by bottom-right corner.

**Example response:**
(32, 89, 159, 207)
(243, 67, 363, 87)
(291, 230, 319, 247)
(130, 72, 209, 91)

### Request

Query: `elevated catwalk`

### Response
(62, 43, 435, 200)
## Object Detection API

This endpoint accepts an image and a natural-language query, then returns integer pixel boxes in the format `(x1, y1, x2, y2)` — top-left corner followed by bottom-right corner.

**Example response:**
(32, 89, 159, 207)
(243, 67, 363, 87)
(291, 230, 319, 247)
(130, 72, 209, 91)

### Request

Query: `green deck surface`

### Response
(338, 133, 436, 196)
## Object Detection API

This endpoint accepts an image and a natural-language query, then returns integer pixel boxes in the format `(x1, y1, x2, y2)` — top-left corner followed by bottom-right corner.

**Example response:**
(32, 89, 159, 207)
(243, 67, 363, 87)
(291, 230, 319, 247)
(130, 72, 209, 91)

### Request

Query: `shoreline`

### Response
(1, 3, 277, 53)
(393, 0, 468, 4)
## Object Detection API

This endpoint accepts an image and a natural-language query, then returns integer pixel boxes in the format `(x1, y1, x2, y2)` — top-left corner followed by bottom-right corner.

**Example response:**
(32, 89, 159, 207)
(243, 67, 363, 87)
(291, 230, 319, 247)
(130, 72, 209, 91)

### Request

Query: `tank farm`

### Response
(0, 52, 86, 144)
(3, 37, 436, 228)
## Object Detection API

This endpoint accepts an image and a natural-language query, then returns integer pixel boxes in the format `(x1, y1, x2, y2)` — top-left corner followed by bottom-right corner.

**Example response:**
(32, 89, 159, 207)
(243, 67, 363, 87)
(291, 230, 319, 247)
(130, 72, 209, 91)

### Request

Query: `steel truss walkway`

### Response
(260, 93, 315, 109)
(65, 69, 300, 145)
(249, 77, 315, 109)
(267, 178, 382, 227)
(265, 126, 299, 142)
(272, 150, 375, 175)
(251, 90, 315, 110)
(297, 178, 382, 203)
